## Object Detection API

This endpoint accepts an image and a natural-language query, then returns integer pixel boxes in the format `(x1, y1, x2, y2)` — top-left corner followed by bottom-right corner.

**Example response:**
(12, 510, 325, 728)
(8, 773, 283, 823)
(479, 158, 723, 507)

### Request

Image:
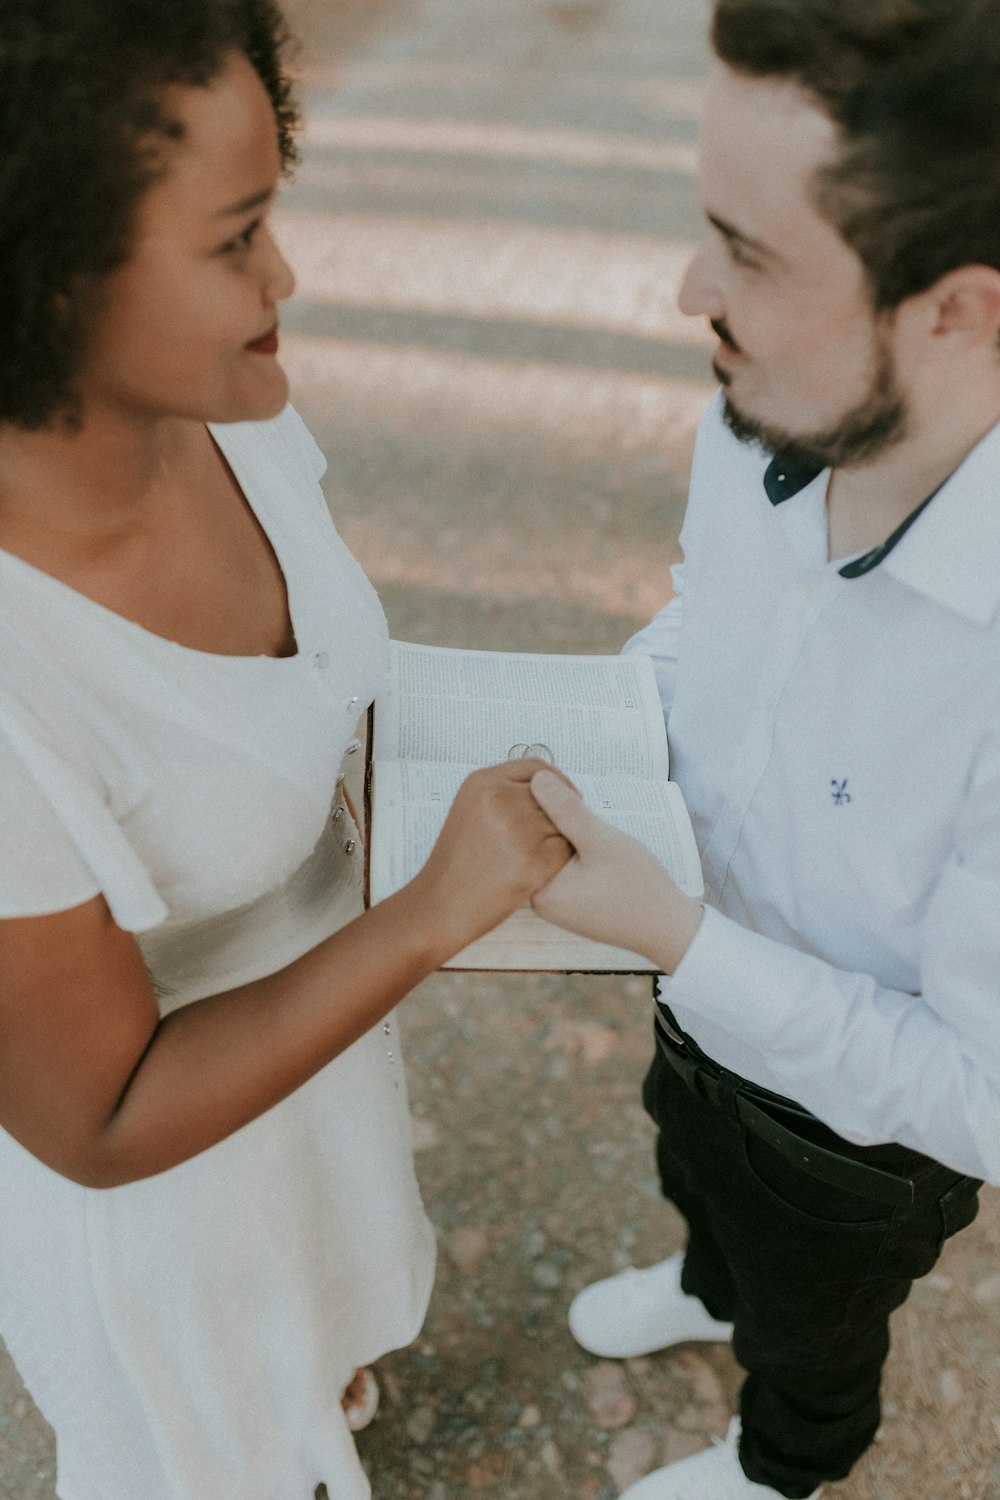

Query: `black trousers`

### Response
(642, 1039, 982, 1498)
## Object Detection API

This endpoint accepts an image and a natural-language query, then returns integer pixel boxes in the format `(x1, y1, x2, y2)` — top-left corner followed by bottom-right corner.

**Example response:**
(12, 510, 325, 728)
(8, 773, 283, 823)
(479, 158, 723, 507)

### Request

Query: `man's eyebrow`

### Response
(216, 185, 275, 218)
(707, 212, 781, 265)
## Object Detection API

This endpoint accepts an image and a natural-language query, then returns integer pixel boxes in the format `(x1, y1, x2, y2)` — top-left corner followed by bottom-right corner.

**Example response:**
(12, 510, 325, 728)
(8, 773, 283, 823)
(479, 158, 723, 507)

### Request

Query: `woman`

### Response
(0, 4, 568, 1497)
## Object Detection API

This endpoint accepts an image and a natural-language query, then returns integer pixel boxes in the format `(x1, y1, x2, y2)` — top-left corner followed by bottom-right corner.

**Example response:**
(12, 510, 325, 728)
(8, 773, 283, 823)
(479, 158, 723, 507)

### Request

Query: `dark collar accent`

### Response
(837, 489, 939, 579)
(763, 454, 824, 506)
(763, 453, 940, 580)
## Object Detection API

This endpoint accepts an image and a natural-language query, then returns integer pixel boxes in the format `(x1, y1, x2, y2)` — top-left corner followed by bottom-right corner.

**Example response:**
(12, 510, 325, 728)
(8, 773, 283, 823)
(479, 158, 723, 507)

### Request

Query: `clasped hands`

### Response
(419, 759, 701, 973)
(528, 769, 703, 975)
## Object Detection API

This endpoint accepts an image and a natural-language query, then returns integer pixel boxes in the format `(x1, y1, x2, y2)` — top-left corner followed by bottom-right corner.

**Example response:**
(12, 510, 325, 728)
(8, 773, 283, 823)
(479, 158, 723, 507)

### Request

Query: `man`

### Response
(529, 1, 1000, 1495)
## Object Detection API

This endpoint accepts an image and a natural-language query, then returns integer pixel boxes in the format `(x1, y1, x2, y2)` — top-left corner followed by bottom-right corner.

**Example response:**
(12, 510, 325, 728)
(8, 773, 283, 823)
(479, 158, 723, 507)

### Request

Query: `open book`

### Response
(367, 641, 703, 972)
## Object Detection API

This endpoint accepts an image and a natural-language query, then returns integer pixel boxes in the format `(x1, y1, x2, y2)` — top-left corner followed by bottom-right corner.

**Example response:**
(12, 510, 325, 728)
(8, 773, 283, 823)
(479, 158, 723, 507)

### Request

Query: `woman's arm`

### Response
(0, 760, 568, 1188)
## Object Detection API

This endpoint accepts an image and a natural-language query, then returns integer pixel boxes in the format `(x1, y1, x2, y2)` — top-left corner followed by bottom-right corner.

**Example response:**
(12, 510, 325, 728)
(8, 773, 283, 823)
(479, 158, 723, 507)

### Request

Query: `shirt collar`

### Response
(763, 455, 825, 507)
(762, 419, 1000, 625)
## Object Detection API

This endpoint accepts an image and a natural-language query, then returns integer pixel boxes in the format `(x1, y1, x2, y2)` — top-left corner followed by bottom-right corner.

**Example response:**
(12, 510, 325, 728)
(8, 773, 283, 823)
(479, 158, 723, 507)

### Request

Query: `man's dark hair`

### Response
(0, 0, 299, 430)
(712, 0, 1000, 310)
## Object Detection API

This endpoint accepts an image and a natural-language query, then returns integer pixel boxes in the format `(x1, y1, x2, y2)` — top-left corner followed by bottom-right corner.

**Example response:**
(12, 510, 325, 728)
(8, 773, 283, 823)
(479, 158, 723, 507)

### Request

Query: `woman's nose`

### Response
(265, 228, 297, 303)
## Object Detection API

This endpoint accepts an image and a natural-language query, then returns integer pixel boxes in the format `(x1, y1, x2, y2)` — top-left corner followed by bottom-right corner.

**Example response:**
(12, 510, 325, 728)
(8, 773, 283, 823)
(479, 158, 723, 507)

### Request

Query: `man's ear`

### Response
(926, 264, 1000, 349)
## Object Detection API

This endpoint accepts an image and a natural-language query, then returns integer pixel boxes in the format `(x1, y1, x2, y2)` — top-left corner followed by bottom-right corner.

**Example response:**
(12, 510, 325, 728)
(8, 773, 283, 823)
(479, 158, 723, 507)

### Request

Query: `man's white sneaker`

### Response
(568, 1252, 734, 1358)
(619, 1418, 823, 1500)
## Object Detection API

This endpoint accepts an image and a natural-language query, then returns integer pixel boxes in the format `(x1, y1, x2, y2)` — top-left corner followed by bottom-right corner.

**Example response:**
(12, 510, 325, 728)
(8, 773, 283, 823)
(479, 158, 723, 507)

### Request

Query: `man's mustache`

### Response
(711, 318, 742, 353)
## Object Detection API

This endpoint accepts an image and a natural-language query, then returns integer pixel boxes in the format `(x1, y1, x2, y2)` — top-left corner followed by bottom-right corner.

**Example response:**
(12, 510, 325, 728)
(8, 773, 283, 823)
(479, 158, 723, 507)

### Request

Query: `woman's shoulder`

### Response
(0, 667, 166, 931)
(210, 403, 327, 485)
(0, 714, 102, 919)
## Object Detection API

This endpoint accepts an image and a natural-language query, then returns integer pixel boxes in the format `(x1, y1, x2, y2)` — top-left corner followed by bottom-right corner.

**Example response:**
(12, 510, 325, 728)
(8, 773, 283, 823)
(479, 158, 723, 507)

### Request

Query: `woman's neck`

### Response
(0, 407, 198, 543)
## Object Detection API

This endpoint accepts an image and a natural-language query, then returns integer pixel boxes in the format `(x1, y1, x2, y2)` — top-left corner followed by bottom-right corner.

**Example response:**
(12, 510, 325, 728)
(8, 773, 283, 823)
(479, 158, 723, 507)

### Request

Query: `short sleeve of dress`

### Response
(0, 717, 168, 931)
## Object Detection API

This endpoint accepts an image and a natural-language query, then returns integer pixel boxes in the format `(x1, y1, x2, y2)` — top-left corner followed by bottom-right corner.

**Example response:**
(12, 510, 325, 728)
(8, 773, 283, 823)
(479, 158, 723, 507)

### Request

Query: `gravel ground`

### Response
(2, 2, 997, 1497)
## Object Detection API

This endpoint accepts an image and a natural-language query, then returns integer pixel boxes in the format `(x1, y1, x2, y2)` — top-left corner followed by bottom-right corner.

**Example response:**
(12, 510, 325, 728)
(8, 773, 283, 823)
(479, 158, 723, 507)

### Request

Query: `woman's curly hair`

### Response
(0, 0, 300, 430)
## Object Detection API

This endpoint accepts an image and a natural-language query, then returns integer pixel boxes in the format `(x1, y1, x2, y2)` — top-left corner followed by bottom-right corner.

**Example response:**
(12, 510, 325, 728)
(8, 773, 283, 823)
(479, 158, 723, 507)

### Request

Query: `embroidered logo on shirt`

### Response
(831, 779, 852, 806)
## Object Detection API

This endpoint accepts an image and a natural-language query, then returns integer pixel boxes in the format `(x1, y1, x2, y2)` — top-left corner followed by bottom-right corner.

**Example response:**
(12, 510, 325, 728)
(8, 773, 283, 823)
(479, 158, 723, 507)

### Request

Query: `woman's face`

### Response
(78, 50, 296, 427)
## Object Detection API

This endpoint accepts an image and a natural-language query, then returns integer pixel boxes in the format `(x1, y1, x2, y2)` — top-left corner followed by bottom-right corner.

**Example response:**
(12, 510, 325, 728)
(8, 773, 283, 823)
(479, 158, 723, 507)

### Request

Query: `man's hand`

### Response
(529, 770, 703, 973)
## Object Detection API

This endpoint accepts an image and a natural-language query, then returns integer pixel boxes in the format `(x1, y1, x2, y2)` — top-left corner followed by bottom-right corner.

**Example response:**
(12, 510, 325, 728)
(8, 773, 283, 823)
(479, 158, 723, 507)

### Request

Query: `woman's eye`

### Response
(224, 219, 261, 254)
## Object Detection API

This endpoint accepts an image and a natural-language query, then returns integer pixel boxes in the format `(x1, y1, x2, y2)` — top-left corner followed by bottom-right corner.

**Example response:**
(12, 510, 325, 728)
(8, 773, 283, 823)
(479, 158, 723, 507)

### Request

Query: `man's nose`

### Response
(677, 238, 721, 320)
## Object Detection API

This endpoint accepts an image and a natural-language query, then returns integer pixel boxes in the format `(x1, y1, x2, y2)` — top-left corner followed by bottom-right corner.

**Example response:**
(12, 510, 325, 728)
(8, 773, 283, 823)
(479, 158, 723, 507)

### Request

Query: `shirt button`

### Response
(313, 650, 329, 670)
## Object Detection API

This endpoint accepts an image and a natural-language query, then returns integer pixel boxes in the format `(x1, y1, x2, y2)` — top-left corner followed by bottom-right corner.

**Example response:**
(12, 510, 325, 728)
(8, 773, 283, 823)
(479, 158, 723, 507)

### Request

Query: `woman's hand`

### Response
(0, 761, 571, 1187)
(0, 762, 570, 1188)
(409, 759, 573, 959)
(528, 769, 703, 973)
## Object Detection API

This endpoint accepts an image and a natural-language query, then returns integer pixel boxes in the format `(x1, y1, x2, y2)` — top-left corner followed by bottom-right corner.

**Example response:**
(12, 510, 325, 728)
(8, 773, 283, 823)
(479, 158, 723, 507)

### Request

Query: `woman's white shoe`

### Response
(568, 1252, 735, 1358)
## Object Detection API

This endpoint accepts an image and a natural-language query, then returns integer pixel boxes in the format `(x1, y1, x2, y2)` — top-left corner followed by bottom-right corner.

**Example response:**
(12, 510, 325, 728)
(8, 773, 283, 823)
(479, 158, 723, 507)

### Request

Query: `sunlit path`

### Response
(276, 213, 711, 346)
(284, 332, 708, 619)
(301, 115, 700, 175)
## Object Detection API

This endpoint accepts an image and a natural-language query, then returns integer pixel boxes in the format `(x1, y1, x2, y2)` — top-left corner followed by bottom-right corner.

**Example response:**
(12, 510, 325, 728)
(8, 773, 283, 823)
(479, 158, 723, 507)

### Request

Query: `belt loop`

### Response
(714, 1068, 741, 1121)
(653, 1011, 917, 1207)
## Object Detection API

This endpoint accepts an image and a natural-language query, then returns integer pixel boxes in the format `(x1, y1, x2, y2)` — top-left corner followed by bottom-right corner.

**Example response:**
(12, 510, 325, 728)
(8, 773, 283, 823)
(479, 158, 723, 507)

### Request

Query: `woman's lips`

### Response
(245, 328, 279, 355)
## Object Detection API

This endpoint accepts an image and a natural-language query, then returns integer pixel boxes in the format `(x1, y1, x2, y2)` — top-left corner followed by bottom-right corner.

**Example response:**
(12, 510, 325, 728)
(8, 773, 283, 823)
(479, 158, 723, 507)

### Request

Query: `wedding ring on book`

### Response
(507, 742, 555, 763)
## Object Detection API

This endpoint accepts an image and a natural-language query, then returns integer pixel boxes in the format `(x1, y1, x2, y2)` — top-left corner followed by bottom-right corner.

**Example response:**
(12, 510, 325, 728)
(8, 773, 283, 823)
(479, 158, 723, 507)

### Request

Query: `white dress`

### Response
(0, 406, 436, 1500)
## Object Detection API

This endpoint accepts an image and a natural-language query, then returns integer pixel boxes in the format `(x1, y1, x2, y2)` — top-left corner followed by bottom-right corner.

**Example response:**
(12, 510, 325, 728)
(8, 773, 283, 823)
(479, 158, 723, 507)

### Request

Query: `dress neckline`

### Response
(0, 422, 302, 666)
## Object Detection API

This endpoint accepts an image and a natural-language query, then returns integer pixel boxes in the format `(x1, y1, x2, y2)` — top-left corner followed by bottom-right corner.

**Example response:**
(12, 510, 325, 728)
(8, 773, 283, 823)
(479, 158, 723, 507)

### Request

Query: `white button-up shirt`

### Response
(626, 391, 1000, 1182)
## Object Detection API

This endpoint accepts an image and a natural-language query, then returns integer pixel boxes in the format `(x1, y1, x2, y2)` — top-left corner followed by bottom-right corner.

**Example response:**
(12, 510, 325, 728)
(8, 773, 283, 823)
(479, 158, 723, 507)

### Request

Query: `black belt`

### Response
(653, 1009, 916, 1208)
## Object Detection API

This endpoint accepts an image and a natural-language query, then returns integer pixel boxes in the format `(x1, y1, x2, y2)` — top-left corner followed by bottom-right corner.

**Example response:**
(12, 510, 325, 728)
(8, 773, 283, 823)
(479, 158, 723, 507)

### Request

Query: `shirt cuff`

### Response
(656, 904, 1000, 1181)
(657, 903, 816, 1084)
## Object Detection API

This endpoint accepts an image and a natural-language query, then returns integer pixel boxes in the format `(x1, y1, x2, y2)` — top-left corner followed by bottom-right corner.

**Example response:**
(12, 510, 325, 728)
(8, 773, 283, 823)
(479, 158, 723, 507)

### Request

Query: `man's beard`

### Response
(716, 326, 909, 471)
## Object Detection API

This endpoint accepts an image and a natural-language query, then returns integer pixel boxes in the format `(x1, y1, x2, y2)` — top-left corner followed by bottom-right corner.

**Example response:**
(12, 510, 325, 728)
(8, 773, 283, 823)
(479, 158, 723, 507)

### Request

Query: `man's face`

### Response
(679, 65, 909, 468)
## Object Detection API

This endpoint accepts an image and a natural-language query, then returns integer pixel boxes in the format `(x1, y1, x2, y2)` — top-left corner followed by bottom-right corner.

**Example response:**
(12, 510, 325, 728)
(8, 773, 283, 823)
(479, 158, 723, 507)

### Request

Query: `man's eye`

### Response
(706, 219, 763, 273)
(728, 240, 760, 271)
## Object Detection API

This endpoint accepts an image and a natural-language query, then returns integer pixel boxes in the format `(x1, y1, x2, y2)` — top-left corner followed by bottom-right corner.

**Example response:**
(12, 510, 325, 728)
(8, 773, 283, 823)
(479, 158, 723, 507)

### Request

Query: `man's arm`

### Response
(621, 565, 686, 720)
(531, 727, 1000, 1183)
(619, 391, 728, 712)
(662, 904, 999, 1182)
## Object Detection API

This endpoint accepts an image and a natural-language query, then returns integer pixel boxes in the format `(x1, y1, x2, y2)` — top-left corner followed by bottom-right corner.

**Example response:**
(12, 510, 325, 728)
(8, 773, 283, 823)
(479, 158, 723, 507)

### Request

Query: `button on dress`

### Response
(0, 405, 436, 1500)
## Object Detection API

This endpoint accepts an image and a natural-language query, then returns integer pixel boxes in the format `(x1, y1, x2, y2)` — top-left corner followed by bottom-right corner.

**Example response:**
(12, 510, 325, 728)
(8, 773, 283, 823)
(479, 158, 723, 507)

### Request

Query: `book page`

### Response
(370, 761, 703, 903)
(443, 906, 657, 973)
(373, 642, 669, 780)
(570, 774, 702, 897)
